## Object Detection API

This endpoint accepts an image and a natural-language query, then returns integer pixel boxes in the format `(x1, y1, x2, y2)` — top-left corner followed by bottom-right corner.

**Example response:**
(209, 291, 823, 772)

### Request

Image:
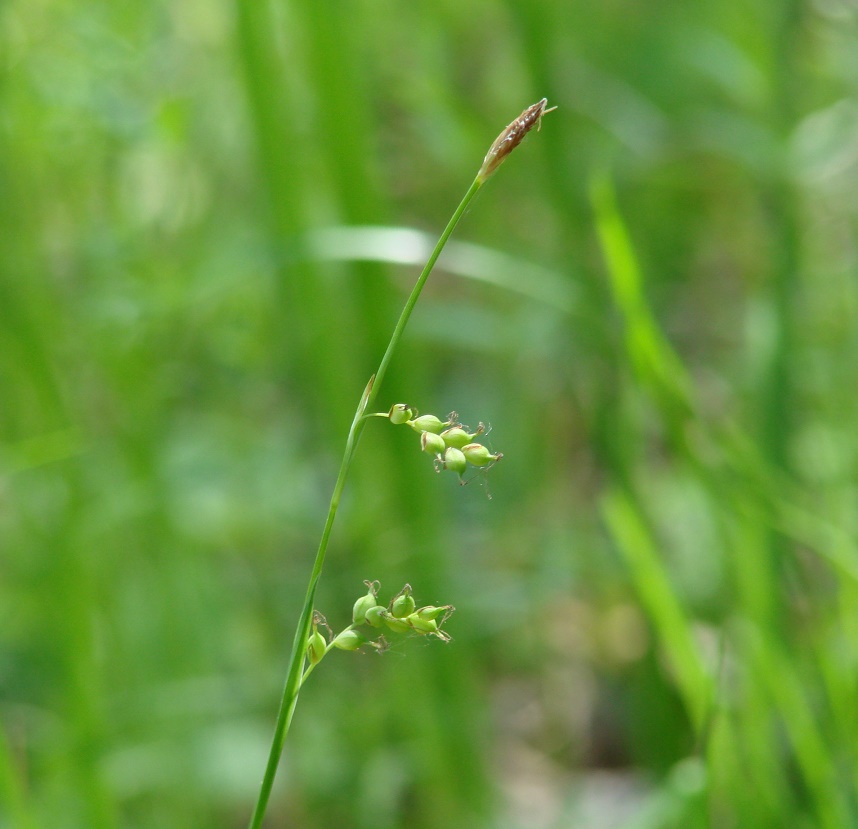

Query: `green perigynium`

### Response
(414, 605, 452, 622)
(406, 614, 438, 634)
(332, 629, 366, 651)
(440, 425, 484, 449)
(363, 605, 386, 629)
(461, 443, 503, 467)
(380, 611, 412, 633)
(352, 580, 381, 625)
(387, 403, 414, 425)
(440, 446, 467, 476)
(307, 627, 327, 665)
(421, 431, 446, 455)
(408, 413, 452, 434)
(390, 584, 416, 618)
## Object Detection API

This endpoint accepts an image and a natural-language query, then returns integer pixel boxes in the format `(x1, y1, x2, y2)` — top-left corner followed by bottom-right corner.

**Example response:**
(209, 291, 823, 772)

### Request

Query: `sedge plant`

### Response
(247, 98, 555, 829)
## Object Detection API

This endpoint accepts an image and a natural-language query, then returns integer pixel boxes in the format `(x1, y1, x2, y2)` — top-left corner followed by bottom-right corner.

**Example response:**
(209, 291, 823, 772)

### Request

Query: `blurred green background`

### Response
(3, 0, 858, 827)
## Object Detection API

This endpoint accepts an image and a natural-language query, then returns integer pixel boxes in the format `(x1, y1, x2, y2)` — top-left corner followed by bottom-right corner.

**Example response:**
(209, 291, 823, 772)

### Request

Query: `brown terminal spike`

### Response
(477, 98, 556, 183)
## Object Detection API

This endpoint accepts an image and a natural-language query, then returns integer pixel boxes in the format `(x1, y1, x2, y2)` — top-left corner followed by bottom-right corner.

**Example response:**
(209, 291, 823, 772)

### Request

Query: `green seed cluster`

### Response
(352, 582, 453, 642)
(387, 403, 503, 479)
(305, 582, 454, 670)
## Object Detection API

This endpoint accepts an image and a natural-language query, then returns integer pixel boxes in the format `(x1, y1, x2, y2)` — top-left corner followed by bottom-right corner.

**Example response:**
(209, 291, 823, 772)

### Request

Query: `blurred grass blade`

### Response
(590, 171, 692, 416)
(602, 488, 712, 735)
(0, 726, 38, 829)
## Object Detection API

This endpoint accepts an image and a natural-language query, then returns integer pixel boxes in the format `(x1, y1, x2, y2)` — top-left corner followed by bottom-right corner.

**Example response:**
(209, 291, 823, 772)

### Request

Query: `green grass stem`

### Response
(247, 175, 483, 829)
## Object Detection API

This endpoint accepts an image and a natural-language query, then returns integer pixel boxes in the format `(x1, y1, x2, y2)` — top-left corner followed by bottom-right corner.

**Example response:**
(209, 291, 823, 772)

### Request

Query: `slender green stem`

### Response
(364, 176, 482, 413)
(247, 175, 482, 829)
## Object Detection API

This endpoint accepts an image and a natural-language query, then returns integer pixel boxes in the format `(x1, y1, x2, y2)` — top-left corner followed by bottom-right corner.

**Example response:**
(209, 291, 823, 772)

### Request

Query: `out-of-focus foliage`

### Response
(2, 0, 858, 827)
